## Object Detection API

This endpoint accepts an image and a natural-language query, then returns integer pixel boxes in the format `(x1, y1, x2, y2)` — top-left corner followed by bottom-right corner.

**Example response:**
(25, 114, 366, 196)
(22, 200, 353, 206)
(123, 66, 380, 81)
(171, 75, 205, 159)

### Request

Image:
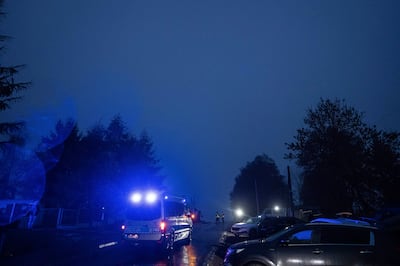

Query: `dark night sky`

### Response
(2, 0, 400, 220)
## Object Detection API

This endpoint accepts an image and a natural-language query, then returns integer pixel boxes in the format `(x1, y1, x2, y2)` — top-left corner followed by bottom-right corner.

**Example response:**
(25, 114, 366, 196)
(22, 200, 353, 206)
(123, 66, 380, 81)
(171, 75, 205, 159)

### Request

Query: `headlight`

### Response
(226, 247, 245, 257)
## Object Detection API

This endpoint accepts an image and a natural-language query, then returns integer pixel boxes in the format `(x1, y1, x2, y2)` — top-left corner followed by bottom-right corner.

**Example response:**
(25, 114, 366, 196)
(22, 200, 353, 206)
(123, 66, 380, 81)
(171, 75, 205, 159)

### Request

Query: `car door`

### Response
(318, 226, 376, 266)
(276, 229, 326, 266)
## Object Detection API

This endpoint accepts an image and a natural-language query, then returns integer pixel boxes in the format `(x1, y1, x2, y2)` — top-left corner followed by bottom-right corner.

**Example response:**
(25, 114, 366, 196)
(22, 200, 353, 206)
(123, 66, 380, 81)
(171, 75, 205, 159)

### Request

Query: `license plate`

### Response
(128, 233, 139, 239)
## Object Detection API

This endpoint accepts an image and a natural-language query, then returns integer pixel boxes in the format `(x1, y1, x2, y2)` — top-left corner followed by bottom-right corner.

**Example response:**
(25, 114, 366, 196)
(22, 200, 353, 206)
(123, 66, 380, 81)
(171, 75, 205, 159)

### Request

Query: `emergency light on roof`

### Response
(130, 192, 142, 203)
(145, 191, 158, 203)
(129, 191, 159, 204)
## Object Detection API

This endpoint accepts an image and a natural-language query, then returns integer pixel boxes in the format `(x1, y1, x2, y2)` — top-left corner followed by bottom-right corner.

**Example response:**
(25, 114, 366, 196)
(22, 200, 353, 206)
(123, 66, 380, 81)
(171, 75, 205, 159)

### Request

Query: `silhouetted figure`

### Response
(221, 212, 225, 223)
(215, 211, 220, 224)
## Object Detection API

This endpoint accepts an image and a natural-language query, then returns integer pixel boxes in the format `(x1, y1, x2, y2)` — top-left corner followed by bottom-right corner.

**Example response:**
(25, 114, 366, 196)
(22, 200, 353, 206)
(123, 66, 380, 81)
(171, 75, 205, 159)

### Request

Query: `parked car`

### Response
(231, 216, 262, 237)
(224, 223, 396, 266)
(255, 216, 305, 239)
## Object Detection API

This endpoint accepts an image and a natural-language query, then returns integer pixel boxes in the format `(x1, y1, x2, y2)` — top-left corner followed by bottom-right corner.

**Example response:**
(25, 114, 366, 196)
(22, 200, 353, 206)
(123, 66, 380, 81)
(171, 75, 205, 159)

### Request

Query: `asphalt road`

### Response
(0, 221, 233, 266)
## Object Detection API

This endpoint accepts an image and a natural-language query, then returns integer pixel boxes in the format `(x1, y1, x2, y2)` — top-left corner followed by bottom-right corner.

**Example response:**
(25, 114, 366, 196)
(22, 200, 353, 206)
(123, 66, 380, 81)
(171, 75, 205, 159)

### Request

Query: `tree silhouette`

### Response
(0, 1, 30, 146)
(286, 98, 400, 215)
(230, 154, 288, 217)
(38, 115, 164, 223)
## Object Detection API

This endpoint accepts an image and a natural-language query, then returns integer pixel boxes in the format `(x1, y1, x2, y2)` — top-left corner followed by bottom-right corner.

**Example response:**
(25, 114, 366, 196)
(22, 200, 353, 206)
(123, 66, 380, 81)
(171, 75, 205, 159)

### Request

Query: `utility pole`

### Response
(287, 166, 294, 216)
(254, 178, 260, 214)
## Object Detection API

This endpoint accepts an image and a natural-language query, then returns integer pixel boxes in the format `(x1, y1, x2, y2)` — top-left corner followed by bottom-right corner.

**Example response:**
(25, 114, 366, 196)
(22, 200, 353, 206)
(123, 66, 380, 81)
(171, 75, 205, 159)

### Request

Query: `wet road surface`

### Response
(1, 221, 230, 265)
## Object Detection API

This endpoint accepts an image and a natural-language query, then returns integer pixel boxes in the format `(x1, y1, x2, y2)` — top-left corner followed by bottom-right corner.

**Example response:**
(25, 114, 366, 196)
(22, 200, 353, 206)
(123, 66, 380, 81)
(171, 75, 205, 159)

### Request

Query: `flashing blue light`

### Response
(130, 192, 142, 203)
(145, 191, 158, 203)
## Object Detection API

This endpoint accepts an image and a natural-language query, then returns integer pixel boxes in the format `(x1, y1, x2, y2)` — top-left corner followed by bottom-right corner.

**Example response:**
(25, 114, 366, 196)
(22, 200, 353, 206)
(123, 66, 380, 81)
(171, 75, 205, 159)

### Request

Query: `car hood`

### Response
(229, 238, 270, 249)
(232, 222, 254, 228)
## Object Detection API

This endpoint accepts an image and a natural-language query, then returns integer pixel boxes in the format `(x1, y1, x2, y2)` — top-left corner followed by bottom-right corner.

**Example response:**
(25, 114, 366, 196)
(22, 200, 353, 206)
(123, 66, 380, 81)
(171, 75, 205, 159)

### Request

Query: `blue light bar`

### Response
(130, 192, 142, 203)
(145, 191, 158, 203)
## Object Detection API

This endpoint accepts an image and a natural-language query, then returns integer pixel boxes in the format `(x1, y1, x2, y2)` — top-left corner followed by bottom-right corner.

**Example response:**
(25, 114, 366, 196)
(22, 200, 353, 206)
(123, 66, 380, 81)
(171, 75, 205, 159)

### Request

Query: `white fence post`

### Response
(56, 208, 63, 228)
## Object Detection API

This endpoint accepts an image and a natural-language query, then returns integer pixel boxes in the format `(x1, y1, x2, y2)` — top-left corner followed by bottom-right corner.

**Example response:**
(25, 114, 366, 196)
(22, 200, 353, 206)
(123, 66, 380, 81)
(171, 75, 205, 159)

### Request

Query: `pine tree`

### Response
(0, 1, 30, 145)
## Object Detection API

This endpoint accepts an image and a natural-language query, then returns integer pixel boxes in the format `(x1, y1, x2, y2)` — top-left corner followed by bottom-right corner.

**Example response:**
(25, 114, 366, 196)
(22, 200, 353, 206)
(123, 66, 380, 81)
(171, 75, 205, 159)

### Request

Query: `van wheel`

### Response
(183, 230, 192, 245)
(161, 231, 174, 257)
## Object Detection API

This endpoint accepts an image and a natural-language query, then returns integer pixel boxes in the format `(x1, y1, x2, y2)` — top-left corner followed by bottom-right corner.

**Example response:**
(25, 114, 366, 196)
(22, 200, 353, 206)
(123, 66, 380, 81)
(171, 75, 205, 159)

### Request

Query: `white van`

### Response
(121, 190, 193, 252)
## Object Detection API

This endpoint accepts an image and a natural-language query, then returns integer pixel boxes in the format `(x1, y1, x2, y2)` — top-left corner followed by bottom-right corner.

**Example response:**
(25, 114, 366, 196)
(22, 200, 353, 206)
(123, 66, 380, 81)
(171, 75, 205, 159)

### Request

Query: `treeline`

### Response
(286, 99, 400, 216)
(36, 116, 164, 218)
(230, 98, 400, 218)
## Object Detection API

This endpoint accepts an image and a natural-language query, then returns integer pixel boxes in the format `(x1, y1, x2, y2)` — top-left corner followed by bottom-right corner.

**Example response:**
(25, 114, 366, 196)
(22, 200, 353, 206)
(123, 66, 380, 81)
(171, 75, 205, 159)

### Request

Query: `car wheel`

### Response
(245, 262, 265, 266)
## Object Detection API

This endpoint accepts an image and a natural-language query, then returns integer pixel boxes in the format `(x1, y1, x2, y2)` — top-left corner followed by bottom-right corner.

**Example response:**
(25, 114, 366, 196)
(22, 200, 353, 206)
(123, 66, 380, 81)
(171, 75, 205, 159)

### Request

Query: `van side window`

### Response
(164, 201, 185, 217)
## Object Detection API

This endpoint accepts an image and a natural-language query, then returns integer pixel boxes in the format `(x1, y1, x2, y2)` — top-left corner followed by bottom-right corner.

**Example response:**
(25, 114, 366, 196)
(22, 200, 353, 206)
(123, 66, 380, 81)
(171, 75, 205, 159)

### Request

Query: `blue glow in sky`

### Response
(2, 0, 400, 220)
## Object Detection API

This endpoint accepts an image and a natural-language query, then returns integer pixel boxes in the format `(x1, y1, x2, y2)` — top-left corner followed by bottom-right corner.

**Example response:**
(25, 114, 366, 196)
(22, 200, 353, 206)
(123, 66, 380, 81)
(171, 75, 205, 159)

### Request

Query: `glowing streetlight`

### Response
(235, 208, 244, 218)
(274, 205, 280, 212)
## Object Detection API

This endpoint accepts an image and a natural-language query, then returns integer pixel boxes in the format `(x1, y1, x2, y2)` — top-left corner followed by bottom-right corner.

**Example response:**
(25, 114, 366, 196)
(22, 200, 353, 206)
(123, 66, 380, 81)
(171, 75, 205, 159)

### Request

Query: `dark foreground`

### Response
(0, 221, 230, 266)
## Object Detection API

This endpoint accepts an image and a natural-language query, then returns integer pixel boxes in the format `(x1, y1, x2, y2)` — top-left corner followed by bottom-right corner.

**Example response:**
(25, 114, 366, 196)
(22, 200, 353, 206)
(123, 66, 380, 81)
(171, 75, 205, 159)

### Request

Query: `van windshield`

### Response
(126, 201, 162, 220)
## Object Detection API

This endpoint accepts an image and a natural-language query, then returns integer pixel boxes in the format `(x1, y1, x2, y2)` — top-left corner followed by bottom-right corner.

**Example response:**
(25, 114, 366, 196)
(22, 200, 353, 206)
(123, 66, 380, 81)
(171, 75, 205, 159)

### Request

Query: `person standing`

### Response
(215, 211, 220, 224)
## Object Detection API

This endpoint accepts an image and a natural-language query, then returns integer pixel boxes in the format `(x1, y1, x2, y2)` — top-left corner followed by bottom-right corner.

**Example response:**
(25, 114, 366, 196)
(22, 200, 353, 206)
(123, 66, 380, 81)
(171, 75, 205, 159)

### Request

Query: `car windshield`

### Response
(264, 226, 294, 242)
(244, 217, 260, 224)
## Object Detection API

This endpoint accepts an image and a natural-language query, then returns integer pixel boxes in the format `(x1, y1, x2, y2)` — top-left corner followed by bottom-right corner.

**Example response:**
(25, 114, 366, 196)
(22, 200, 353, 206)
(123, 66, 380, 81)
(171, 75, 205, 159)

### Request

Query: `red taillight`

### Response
(121, 225, 126, 230)
(160, 221, 166, 232)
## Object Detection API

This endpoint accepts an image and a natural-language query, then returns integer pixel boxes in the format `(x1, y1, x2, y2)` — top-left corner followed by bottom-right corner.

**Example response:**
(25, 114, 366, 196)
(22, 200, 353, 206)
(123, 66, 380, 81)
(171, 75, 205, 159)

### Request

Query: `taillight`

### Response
(121, 225, 126, 230)
(160, 221, 166, 232)
(191, 214, 195, 220)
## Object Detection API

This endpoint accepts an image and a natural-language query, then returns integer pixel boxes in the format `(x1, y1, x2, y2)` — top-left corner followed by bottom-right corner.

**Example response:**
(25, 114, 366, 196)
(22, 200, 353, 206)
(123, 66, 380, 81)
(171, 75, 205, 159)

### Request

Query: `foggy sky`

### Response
(2, 0, 400, 220)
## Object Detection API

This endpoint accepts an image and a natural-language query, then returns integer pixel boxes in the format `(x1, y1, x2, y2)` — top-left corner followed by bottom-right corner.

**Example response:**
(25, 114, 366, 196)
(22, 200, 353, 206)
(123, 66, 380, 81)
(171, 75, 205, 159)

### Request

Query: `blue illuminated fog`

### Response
(1, 0, 400, 220)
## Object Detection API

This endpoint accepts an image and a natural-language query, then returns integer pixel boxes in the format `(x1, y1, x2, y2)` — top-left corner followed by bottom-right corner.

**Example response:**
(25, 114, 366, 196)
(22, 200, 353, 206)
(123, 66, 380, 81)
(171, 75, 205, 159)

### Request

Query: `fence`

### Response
(32, 208, 102, 229)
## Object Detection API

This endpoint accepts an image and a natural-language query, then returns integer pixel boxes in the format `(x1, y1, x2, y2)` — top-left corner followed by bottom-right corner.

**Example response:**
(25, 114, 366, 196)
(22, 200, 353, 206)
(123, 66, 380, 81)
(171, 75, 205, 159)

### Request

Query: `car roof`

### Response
(304, 221, 378, 230)
(310, 217, 372, 226)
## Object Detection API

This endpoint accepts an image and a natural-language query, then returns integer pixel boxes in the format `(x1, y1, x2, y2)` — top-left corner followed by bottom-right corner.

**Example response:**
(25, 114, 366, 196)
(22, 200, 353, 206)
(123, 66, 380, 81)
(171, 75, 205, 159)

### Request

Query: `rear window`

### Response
(126, 201, 162, 220)
(320, 227, 371, 245)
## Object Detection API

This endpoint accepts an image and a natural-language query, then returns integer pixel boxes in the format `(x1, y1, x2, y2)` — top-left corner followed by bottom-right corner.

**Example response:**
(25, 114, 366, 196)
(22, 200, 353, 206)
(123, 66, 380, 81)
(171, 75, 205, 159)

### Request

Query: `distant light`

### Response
(130, 192, 142, 203)
(121, 225, 125, 230)
(235, 208, 244, 217)
(164, 195, 169, 200)
(145, 191, 158, 203)
(274, 205, 280, 212)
